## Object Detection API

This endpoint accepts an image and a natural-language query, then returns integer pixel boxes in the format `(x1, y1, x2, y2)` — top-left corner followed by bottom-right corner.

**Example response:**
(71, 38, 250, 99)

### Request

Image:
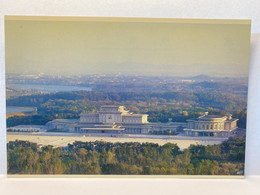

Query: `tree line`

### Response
(7, 137, 245, 175)
(6, 90, 247, 128)
(7, 91, 246, 111)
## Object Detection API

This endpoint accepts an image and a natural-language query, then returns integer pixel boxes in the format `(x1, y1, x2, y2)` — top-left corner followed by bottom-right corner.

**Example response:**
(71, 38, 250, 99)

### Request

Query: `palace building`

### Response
(183, 112, 238, 137)
(46, 105, 187, 134)
(46, 106, 237, 137)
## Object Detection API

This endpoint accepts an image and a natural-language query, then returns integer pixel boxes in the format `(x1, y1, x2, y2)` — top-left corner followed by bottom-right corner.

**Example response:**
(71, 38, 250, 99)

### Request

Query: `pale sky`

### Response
(5, 17, 251, 77)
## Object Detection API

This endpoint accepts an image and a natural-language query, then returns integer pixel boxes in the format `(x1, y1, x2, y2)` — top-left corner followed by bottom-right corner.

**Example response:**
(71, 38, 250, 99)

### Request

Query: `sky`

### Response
(5, 17, 251, 77)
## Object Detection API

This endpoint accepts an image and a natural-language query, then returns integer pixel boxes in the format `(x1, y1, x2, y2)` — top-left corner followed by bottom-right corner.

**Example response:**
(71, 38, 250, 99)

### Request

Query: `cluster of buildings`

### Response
(46, 105, 186, 135)
(45, 105, 238, 138)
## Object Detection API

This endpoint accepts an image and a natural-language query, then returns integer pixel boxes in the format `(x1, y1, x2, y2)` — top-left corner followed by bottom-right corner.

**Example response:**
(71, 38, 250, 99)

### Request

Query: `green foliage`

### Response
(7, 137, 245, 175)
(232, 110, 247, 128)
(6, 90, 247, 127)
(7, 91, 246, 112)
(6, 115, 58, 127)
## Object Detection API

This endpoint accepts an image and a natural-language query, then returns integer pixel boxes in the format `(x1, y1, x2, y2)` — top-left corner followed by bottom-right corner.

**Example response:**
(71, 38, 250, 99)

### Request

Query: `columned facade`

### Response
(184, 113, 238, 137)
(80, 105, 149, 125)
(46, 105, 187, 135)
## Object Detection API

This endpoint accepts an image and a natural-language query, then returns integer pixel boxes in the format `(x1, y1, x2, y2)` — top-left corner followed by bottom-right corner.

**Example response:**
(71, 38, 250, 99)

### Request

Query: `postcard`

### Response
(5, 16, 251, 176)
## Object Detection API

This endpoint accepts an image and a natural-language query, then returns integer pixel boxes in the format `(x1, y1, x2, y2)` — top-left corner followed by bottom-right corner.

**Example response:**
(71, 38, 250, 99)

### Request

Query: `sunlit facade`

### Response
(46, 105, 187, 134)
(184, 113, 238, 137)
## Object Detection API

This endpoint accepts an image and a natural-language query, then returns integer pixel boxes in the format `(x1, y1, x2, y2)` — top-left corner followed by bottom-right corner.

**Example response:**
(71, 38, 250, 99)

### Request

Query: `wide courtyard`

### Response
(7, 132, 227, 150)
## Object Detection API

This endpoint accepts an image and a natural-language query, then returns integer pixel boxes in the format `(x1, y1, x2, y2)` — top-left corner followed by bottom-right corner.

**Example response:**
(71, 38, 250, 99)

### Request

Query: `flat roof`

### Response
(81, 127, 125, 131)
(80, 113, 98, 115)
(9, 125, 46, 128)
(101, 105, 122, 108)
(52, 119, 79, 122)
(123, 114, 148, 116)
(200, 115, 226, 119)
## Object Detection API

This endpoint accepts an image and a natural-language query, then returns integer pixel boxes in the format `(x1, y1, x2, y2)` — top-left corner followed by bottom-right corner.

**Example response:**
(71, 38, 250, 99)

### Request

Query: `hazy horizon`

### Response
(6, 71, 249, 79)
(5, 17, 251, 77)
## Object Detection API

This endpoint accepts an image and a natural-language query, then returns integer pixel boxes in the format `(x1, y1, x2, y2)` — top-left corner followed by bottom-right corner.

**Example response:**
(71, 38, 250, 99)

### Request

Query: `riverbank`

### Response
(6, 106, 35, 119)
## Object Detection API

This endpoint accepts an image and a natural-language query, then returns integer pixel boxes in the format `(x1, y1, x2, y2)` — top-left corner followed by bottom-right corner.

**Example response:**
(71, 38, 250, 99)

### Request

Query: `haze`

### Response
(5, 17, 251, 77)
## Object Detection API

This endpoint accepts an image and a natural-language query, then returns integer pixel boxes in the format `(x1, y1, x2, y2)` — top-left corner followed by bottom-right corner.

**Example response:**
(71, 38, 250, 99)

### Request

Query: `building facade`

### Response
(7, 125, 46, 132)
(46, 105, 186, 134)
(80, 106, 148, 124)
(184, 113, 238, 137)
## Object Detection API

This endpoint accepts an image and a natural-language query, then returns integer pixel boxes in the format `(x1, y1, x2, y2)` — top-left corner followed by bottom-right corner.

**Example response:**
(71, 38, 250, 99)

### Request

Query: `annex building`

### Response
(46, 105, 187, 134)
(184, 113, 238, 137)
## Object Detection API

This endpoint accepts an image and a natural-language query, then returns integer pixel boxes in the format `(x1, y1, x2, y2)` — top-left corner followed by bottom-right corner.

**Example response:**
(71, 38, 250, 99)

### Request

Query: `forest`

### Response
(6, 90, 247, 128)
(7, 137, 245, 175)
(7, 91, 246, 110)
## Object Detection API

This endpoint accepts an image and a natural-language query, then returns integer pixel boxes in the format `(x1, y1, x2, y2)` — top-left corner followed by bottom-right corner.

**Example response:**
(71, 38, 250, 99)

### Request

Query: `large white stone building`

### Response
(80, 106, 148, 125)
(184, 113, 238, 137)
(46, 105, 187, 134)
